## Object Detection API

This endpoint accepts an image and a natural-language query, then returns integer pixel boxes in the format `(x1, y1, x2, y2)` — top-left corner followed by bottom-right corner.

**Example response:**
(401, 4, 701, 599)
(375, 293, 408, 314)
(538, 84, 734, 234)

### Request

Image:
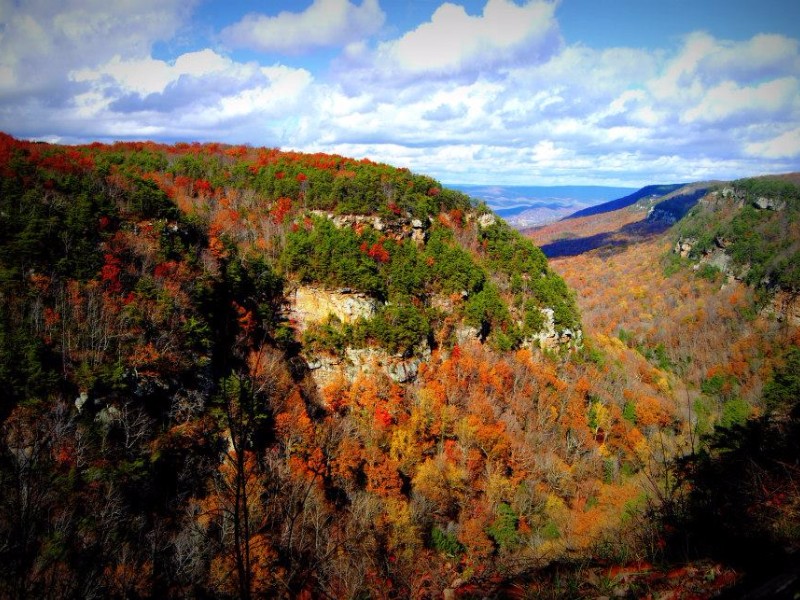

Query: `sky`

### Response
(1, 0, 799, 186)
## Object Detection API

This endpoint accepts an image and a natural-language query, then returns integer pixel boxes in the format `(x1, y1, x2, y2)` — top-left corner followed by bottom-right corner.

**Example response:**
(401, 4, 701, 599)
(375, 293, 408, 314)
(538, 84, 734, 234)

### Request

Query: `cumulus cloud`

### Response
(745, 128, 800, 159)
(0, 0, 313, 143)
(696, 33, 800, 84)
(683, 77, 799, 124)
(305, 21, 800, 184)
(67, 49, 313, 141)
(221, 0, 385, 54)
(0, 0, 191, 97)
(1, 0, 798, 185)
(71, 49, 231, 97)
(372, 0, 561, 76)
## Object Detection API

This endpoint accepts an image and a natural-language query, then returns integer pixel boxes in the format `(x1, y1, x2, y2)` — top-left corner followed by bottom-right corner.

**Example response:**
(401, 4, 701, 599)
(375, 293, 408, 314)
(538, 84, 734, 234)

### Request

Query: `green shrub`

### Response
(696, 263, 721, 282)
(719, 398, 750, 428)
(365, 303, 430, 355)
(425, 227, 485, 295)
(431, 526, 464, 557)
(763, 347, 800, 411)
(487, 503, 520, 550)
(464, 284, 508, 332)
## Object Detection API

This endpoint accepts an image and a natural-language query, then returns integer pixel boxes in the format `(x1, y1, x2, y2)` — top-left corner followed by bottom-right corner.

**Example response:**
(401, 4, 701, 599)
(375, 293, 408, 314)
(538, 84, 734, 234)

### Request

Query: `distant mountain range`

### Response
(448, 184, 637, 227)
(563, 183, 686, 219)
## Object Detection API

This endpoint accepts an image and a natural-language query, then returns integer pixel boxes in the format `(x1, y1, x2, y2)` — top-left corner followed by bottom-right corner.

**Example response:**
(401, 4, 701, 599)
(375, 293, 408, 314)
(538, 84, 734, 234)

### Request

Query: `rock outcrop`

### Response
(674, 238, 696, 258)
(305, 343, 431, 388)
(287, 285, 381, 331)
(675, 187, 798, 324)
(523, 308, 582, 351)
(309, 210, 428, 244)
(753, 196, 786, 211)
(763, 290, 800, 326)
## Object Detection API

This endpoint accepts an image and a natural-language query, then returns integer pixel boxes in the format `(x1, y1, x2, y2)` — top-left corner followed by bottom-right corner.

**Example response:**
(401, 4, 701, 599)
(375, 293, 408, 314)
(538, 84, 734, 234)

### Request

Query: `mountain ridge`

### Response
(564, 183, 686, 219)
(0, 130, 798, 599)
(448, 183, 638, 228)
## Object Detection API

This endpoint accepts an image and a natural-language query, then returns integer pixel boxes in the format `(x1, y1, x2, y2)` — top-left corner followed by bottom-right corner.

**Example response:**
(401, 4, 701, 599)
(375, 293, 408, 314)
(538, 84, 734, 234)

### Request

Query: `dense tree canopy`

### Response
(0, 132, 795, 598)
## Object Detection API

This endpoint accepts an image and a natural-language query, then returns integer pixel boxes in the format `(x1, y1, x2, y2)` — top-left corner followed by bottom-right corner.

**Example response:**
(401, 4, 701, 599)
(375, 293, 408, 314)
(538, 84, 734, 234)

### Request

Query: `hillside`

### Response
(0, 133, 691, 599)
(1, 129, 797, 598)
(674, 176, 800, 299)
(527, 182, 712, 258)
(564, 184, 685, 219)
(531, 175, 800, 597)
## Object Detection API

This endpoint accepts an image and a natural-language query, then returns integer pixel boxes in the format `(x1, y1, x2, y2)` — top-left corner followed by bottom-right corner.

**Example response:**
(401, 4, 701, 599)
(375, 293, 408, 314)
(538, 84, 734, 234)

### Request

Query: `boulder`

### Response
(674, 238, 696, 258)
(477, 213, 496, 228)
(754, 196, 786, 211)
(75, 391, 89, 413)
(387, 359, 421, 383)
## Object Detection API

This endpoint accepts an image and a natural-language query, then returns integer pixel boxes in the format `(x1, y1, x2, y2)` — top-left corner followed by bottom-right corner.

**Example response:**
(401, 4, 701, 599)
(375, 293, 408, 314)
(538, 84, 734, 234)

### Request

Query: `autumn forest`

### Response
(0, 132, 798, 599)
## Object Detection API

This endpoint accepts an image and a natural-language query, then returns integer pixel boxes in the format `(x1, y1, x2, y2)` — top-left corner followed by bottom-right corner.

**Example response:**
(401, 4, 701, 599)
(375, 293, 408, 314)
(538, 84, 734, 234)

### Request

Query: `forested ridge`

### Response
(0, 132, 798, 598)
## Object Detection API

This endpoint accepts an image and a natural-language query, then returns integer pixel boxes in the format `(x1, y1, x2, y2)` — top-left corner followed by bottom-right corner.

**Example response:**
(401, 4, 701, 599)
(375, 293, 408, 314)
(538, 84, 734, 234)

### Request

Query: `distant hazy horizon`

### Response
(448, 183, 638, 227)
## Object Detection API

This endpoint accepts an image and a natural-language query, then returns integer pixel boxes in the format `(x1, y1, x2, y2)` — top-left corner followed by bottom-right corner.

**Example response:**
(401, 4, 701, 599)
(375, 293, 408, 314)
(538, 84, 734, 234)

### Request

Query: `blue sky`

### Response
(1, 0, 798, 186)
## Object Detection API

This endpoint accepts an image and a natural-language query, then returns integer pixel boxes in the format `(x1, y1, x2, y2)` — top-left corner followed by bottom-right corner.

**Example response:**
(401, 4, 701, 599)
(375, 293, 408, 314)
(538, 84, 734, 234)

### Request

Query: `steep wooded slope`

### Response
(531, 176, 800, 598)
(0, 133, 681, 599)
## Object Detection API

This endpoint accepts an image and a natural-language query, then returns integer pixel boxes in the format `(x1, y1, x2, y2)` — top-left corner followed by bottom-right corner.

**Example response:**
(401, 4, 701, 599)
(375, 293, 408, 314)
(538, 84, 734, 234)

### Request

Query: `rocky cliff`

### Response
(672, 176, 800, 324)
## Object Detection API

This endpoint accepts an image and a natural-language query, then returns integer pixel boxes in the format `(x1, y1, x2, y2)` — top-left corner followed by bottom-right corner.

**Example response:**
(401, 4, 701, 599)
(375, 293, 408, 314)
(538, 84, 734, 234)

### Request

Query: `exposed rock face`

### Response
(310, 210, 429, 243)
(305, 343, 431, 388)
(674, 238, 696, 258)
(523, 308, 582, 351)
(675, 194, 797, 324)
(287, 285, 381, 331)
(764, 290, 800, 326)
(410, 219, 427, 245)
(753, 196, 786, 211)
(721, 187, 746, 203)
(675, 237, 741, 280)
(304, 355, 343, 387)
(701, 248, 732, 274)
(476, 213, 496, 228)
(702, 187, 745, 211)
(387, 357, 424, 383)
(454, 325, 480, 345)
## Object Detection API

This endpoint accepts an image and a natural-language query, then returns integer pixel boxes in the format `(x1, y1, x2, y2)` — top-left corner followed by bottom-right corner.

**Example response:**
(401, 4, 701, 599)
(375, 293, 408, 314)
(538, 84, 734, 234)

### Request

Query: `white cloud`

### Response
(745, 128, 800, 159)
(698, 34, 800, 84)
(72, 49, 234, 96)
(216, 66, 313, 120)
(302, 22, 800, 184)
(647, 32, 715, 101)
(649, 32, 800, 101)
(683, 77, 799, 124)
(0, 0, 191, 96)
(221, 0, 385, 54)
(66, 49, 313, 141)
(373, 0, 561, 75)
